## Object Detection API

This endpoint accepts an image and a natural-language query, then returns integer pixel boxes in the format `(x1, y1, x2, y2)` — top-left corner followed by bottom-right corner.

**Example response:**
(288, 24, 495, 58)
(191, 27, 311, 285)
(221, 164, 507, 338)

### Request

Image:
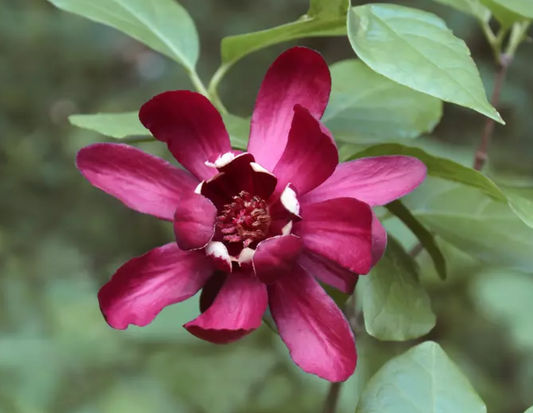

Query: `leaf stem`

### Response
(208, 64, 232, 115)
(187, 69, 209, 97)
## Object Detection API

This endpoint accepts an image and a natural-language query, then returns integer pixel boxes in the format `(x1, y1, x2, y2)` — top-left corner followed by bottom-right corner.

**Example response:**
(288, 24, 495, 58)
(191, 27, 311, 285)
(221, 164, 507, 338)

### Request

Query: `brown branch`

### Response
(473, 54, 512, 171)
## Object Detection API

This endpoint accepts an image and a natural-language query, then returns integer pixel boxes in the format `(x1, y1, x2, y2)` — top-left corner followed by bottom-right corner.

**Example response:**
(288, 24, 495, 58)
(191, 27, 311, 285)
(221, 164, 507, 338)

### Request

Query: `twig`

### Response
(473, 53, 512, 171)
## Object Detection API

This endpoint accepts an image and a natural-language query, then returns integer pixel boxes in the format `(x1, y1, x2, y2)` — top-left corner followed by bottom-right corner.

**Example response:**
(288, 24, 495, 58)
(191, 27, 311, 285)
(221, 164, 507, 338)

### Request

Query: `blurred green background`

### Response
(1, 0, 533, 412)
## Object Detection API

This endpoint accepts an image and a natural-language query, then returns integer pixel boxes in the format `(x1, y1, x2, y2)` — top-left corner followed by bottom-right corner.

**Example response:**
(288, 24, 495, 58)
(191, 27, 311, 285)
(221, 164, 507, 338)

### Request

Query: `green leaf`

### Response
(221, 0, 349, 67)
(322, 60, 442, 143)
(504, 188, 533, 230)
(70, 112, 149, 139)
(347, 4, 503, 123)
(351, 143, 507, 202)
(359, 237, 436, 341)
(221, 113, 249, 150)
(429, 0, 490, 21)
(405, 179, 533, 272)
(385, 200, 447, 280)
(525, 407, 533, 413)
(70, 111, 249, 149)
(480, 0, 533, 26)
(355, 341, 487, 413)
(46, 0, 199, 71)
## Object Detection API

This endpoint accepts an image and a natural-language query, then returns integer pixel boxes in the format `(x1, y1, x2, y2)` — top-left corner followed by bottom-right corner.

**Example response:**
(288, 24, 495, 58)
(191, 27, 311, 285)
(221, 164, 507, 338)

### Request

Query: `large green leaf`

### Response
(221, 0, 349, 67)
(351, 143, 506, 202)
(504, 188, 533, 229)
(480, 0, 533, 26)
(323, 60, 442, 143)
(385, 200, 446, 280)
(429, 0, 490, 21)
(525, 407, 533, 413)
(359, 237, 435, 341)
(347, 4, 503, 123)
(46, 0, 199, 71)
(70, 112, 149, 139)
(405, 179, 533, 272)
(355, 341, 487, 413)
(70, 111, 248, 149)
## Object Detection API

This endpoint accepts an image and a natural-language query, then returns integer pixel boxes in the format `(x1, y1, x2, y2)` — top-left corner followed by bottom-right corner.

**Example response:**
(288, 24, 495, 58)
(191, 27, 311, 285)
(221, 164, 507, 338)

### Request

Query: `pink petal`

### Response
(247, 47, 331, 170)
(184, 272, 267, 344)
(139, 91, 232, 180)
(372, 214, 387, 267)
(294, 198, 373, 274)
(273, 105, 338, 196)
(98, 243, 214, 329)
(174, 193, 217, 250)
(76, 143, 198, 221)
(298, 250, 358, 294)
(302, 156, 427, 206)
(199, 272, 227, 313)
(269, 184, 302, 222)
(253, 235, 303, 284)
(268, 265, 357, 382)
(250, 162, 277, 200)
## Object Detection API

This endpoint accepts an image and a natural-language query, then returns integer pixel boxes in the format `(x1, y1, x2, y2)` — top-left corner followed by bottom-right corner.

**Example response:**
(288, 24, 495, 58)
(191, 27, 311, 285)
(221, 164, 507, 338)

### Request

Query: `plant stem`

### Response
(208, 64, 232, 115)
(472, 54, 511, 171)
(322, 382, 342, 413)
(187, 69, 209, 97)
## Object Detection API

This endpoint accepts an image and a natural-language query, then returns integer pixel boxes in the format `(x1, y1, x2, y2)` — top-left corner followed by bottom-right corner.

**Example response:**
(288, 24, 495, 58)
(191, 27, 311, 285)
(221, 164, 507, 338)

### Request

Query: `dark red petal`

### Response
(269, 184, 301, 222)
(251, 162, 277, 200)
(199, 272, 227, 313)
(294, 198, 373, 275)
(174, 193, 217, 250)
(184, 272, 267, 344)
(302, 156, 427, 206)
(248, 47, 331, 171)
(76, 143, 198, 221)
(273, 105, 338, 196)
(253, 235, 303, 284)
(298, 250, 358, 294)
(139, 91, 231, 180)
(98, 244, 214, 329)
(268, 265, 357, 382)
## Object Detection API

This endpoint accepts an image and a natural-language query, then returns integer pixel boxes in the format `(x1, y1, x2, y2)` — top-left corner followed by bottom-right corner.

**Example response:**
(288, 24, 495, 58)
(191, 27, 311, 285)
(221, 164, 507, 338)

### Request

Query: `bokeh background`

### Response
(2, 0, 533, 412)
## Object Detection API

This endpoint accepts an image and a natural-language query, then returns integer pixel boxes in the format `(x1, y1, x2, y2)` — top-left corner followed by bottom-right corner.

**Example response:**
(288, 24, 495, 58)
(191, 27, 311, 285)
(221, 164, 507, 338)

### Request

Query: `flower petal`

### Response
(139, 91, 232, 180)
(294, 198, 373, 274)
(174, 193, 217, 250)
(298, 250, 358, 294)
(372, 214, 387, 267)
(77, 143, 198, 221)
(199, 272, 227, 313)
(250, 162, 277, 200)
(268, 265, 357, 382)
(253, 235, 303, 284)
(273, 105, 338, 196)
(184, 272, 267, 344)
(98, 243, 214, 329)
(269, 184, 301, 222)
(302, 156, 427, 206)
(205, 241, 232, 273)
(248, 47, 331, 170)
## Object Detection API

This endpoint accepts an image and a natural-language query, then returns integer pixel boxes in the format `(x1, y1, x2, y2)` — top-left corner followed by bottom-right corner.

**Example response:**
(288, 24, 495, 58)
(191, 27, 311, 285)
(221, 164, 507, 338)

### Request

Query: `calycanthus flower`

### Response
(77, 47, 426, 382)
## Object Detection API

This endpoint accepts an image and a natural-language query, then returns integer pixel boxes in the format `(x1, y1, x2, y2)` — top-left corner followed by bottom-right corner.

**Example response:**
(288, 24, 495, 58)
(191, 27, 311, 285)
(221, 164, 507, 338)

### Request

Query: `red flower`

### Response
(77, 47, 426, 382)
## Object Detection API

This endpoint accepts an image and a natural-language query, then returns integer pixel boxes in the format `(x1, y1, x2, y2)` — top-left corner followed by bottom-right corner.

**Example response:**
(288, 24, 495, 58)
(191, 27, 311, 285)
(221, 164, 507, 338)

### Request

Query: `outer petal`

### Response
(372, 214, 387, 267)
(253, 235, 303, 284)
(302, 156, 427, 206)
(247, 47, 331, 170)
(77, 143, 198, 221)
(184, 272, 267, 344)
(294, 198, 373, 274)
(272, 105, 338, 196)
(98, 244, 214, 329)
(268, 265, 357, 382)
(174, 193, 217, 250)
(139, 91, 232, 180)
(298, 250, 358, 294)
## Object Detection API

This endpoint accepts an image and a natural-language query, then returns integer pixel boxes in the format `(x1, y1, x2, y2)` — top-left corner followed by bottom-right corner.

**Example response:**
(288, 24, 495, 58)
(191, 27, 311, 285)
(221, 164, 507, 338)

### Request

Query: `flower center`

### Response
(217, 191, 271, 248)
